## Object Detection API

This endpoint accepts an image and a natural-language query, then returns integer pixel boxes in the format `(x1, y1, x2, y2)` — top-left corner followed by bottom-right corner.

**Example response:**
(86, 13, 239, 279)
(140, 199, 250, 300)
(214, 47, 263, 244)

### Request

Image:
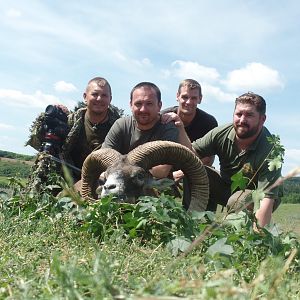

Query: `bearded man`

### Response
(191, 92, 282, 227)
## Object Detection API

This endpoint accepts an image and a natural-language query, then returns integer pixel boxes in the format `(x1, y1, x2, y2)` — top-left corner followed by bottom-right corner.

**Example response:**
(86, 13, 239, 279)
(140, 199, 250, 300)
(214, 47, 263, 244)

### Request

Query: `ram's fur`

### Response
(81, 141, 209, 212)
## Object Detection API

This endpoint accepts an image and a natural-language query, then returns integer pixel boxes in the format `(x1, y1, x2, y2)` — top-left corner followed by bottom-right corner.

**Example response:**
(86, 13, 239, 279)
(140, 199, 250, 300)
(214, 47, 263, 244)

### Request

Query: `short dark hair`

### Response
(130, 82, 161, 103)
(87, 77, 112, 96)
(235, 92, 266, 115)
(178, 79, 202, 96)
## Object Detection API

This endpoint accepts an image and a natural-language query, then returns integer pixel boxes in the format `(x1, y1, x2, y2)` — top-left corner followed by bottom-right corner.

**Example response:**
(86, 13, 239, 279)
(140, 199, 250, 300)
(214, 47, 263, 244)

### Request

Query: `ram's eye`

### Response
(136, 173, 145, 181)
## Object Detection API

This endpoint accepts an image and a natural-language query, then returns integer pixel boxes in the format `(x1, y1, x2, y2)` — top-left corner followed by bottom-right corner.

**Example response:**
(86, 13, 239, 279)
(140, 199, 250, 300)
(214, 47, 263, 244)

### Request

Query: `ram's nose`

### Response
(101, 183, 117, 195)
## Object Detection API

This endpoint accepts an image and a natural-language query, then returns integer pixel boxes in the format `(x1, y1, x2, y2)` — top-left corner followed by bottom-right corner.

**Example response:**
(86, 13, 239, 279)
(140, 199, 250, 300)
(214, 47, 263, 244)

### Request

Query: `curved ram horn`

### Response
(81, 148, 122, 201)
(127, 141, 209, 212)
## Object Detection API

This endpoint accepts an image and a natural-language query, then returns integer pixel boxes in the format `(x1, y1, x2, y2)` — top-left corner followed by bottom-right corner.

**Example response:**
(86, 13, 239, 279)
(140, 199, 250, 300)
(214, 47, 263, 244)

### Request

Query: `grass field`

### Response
(273, 203, 300, 238)
(0, 156, 34, 165)
(0, 191, 299, 299)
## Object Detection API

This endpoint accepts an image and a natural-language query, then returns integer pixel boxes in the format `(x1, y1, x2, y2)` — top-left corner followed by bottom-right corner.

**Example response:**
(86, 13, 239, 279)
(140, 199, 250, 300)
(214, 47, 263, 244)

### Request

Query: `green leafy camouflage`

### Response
(25, 105, 120, 194)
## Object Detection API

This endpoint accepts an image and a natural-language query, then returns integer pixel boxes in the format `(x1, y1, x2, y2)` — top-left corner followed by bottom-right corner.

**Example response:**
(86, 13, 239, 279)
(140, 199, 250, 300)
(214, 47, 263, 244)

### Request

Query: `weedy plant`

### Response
(1, 135, 300, 299)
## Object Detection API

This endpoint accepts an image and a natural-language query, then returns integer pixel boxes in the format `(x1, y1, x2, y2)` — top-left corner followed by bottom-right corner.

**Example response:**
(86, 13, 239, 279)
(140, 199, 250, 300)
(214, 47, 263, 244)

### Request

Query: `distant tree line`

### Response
(282, 177, 300, 204)
(0, 149, 299, 205)
(0, 150, 34, 161)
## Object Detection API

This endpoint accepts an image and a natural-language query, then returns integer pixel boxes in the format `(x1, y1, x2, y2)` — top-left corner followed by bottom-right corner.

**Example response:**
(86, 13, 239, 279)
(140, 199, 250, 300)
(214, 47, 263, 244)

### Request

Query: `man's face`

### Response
(233, 103, 266, 139)
(84, 82, 111, 115)
(177, 86, 201, 116)
(130, 86, 162, 129)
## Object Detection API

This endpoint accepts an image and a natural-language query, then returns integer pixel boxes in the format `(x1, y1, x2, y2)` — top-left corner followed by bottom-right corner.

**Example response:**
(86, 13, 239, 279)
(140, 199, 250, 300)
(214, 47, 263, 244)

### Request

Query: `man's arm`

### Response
(150, 165, 173, 179)
(161, 112, 215, 164)
(161, 112, 192, 148)
(255, 197, 274, 227)
(255, 162, 282, 227)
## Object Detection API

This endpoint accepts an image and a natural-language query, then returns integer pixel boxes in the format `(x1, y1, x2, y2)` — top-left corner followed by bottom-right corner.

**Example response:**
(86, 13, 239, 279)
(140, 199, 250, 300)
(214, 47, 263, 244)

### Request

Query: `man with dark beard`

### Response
(191, 92, 282, 227)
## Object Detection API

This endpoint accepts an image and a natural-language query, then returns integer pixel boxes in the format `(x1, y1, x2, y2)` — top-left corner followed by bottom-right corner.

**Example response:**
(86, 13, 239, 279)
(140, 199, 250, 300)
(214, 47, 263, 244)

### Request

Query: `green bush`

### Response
(0, 160, 32, 178)
(282, 192, 300, 204)
(0, 176, 299, 299)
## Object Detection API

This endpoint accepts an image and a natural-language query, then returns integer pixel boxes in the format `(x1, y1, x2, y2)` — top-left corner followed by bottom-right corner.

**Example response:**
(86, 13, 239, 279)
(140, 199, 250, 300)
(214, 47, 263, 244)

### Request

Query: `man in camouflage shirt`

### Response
(26, 77, 120, 192)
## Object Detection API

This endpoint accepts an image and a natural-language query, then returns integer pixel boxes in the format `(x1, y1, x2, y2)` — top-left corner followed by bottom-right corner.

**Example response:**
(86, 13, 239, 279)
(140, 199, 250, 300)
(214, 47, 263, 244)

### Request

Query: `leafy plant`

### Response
(83, 194, 213, 255)
(267, 135, 285, 171)
(1, 172, 300, 298)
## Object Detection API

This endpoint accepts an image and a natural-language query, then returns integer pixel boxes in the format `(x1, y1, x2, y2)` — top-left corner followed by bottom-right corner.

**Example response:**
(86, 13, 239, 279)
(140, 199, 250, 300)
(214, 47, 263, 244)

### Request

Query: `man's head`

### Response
(233, 92, 266, 139)
(83, 77, 112, 115)
(176, 79, 202, 117)
(130, 82, 162, 130)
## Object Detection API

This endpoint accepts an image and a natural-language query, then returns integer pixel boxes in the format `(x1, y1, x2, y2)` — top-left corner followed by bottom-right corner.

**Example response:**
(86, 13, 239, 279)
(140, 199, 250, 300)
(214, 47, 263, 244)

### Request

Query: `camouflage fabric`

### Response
(25, 105, 120, 194)
(25, 113, 47, 151)
(62, 106, 120, 168)
(25, 152, 61, 194)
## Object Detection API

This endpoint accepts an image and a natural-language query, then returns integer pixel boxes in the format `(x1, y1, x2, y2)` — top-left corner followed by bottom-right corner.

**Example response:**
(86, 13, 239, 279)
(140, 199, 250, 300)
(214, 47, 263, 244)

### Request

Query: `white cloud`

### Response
(162, 60, 236, 102)
(171, 60, 220, 82)
(5, 8, 22, 18)
(0, 123, 14, 130)
(203, 84, 237, 102)
(54, 81, 77, 92)
(0, 89, 59, 108)
(223, 62, 284, 92)
(113, 51, 153, 70)
(285, 149, 300, 164)
(282, 148, 300, 176)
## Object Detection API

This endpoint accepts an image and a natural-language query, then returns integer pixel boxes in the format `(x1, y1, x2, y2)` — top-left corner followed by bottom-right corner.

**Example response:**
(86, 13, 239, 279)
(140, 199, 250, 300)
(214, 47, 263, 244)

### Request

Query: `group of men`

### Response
(27, 77, 282, 228)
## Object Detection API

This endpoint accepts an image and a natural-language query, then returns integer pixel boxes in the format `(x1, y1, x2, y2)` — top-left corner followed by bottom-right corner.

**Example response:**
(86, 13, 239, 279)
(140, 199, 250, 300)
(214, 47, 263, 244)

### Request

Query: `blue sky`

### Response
(0, 0, 299, 176)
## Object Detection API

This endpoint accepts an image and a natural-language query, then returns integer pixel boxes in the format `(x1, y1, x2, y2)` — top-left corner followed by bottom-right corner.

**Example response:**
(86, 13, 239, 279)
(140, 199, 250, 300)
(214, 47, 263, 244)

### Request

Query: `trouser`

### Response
(204, 166, 231, 211)
(181, 166, 229, 211)
(181, 166, 230, 211)
(204, 166, 281, 213)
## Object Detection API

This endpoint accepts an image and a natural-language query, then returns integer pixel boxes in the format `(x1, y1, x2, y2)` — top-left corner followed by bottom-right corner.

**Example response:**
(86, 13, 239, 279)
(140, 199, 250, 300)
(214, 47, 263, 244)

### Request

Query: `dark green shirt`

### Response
(69, 112, 114, 170)
(102, 116, 179, 154)
(192, 124, 282, 199)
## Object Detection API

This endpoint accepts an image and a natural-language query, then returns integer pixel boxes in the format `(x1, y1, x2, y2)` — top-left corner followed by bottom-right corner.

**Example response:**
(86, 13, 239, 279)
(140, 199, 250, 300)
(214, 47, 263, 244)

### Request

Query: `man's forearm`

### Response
(255, 197, 274, 227)
(178, 126, 192, 150)
(150, 165, 172, 178)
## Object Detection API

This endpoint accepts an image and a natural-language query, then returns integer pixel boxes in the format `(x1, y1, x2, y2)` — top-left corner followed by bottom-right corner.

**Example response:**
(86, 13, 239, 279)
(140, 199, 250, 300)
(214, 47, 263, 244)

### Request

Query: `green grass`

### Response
(0, 159, 32, 178)
(216, 203, 300, 239)
(0, 176, 9, 186)
(0, 212, 299, 299)
(0, 196, 299, 299)
(273, 203, 300, 238)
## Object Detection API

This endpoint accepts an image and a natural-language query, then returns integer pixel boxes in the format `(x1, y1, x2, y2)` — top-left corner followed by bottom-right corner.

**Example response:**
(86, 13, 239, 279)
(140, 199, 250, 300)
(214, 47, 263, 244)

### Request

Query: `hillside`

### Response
(0, 150, 35, 179)
(0, 150, 35, 162)
(0, 149, 299, 203)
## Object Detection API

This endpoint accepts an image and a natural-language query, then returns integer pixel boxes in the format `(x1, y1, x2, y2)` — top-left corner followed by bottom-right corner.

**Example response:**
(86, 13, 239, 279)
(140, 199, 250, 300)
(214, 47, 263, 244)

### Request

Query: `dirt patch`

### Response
(0, 157, 34, 166)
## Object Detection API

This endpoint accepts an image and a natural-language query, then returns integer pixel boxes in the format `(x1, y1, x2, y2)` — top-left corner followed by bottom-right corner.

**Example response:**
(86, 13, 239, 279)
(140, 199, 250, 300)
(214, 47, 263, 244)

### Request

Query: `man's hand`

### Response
(161, 112, 184, 128)
(173, 170, 184, 182)
(54, 104, 70, 115)
(161, 112, 192, 150)
(255, 197, 275, 227)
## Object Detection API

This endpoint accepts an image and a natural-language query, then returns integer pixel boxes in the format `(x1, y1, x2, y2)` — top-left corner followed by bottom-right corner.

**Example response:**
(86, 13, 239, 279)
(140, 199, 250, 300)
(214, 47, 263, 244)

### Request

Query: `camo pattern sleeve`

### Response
(25, 113, 46, 151)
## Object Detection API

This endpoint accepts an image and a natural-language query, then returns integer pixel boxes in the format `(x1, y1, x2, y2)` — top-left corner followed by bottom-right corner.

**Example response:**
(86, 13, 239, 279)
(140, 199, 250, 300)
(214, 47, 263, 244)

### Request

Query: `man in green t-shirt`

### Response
(191, 92, 282, 227)
(166, 92, 282, 227)
(102, 82, 180, 179)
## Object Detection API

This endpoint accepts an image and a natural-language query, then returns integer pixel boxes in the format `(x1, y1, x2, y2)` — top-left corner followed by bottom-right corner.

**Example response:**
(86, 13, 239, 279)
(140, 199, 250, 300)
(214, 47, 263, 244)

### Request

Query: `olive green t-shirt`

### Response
(101, 116, 179, 154)
(192, 124, 282, 199)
